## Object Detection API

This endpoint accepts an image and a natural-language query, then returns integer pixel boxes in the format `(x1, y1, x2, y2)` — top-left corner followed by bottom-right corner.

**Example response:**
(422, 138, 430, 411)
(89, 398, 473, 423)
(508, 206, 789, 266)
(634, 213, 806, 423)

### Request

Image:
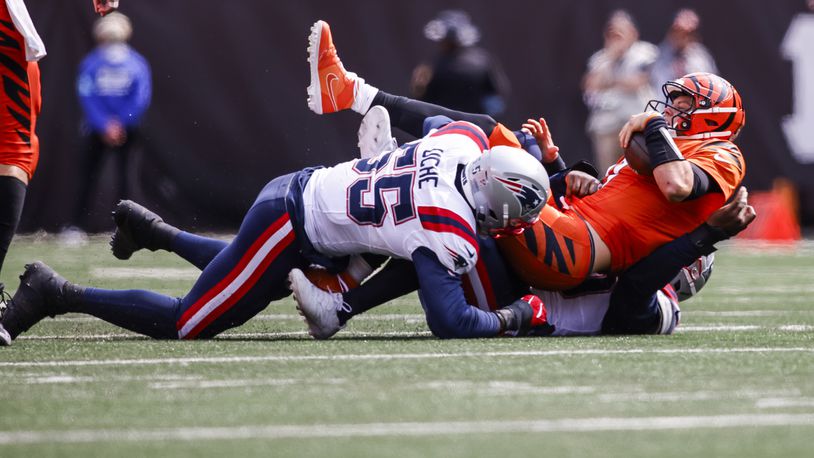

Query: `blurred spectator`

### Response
(650, 9, 718, 91)
(583, 10, 657, 174)
(73, 12, 151, 232)
(410, 10, 510, 117)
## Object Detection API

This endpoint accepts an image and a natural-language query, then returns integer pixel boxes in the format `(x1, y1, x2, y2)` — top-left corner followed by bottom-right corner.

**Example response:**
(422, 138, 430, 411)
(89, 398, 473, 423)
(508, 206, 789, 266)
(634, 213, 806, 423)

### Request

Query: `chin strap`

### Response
(675, 131, 732, 140)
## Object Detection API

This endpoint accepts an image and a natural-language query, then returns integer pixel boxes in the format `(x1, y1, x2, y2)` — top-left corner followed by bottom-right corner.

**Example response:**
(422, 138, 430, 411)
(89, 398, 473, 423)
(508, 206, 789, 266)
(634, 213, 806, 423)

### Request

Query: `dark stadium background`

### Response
(20, 0, 812, 232)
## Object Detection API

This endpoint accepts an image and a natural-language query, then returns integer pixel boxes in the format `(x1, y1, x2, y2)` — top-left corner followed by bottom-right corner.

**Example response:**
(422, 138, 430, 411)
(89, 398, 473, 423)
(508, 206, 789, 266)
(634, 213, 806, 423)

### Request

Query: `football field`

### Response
(1, 235, 813, 457)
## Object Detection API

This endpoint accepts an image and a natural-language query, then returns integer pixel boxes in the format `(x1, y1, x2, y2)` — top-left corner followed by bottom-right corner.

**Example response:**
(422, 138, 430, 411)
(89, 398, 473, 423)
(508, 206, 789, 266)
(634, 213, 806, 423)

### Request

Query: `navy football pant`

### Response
(77, 174, 306, 339)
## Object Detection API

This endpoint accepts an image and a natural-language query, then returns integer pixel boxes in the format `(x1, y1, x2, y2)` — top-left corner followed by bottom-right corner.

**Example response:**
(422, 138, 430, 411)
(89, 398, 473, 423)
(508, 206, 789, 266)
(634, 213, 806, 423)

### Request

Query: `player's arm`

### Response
(602, 187, 756, 334)
(411, 247, 547, 339)
(619, 113, 709, 202)
(412, 247, 501, 338)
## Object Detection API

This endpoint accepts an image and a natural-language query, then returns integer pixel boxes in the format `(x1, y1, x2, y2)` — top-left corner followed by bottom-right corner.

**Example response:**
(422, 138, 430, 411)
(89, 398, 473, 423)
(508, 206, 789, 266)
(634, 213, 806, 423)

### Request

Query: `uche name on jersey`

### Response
(418, 148, 443, 189)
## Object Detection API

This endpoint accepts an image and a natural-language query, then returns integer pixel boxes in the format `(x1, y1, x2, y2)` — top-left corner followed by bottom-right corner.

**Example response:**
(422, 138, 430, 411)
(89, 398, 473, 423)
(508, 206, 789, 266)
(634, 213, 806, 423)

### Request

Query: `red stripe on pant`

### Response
(176, 213, 292, 338)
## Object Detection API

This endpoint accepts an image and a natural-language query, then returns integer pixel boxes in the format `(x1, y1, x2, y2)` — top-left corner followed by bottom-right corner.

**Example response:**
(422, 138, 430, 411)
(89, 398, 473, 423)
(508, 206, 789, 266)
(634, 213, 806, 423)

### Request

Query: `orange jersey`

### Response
(0, 2, 41, 180)
(573, 137, 745, 272)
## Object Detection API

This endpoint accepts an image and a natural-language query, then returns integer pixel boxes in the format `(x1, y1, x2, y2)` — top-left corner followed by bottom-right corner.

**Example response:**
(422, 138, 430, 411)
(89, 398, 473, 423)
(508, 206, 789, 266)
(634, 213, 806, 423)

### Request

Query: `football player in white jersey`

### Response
(0, 112, 549, 345)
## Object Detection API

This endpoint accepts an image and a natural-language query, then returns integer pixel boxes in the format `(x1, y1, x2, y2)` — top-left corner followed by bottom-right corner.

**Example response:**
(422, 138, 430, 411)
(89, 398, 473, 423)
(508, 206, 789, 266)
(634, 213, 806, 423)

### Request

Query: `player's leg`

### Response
(111, 200, 227, 270)
(0, 175, 25, 279)
(1, 175, 303, 343)
(1, 261, 181, 340)
(174, 176, 302, 339)
(306, 20, 498, 138)
(601, 231, 710, 335)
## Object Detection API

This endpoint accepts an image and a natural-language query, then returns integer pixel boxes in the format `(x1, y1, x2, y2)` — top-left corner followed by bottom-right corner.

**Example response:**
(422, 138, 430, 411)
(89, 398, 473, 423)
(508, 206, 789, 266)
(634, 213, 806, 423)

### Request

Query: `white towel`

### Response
(5, 0, 46, 61)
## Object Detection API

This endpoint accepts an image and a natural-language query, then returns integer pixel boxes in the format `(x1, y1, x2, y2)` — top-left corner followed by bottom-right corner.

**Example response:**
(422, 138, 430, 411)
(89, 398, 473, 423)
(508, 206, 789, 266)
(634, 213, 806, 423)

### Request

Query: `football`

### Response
(624, 132, 652, 175)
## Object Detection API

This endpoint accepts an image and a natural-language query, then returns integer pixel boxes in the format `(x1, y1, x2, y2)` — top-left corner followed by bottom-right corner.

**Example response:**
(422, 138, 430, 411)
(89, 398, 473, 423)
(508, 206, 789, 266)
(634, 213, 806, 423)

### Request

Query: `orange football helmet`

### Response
(647, 72, 746, 140)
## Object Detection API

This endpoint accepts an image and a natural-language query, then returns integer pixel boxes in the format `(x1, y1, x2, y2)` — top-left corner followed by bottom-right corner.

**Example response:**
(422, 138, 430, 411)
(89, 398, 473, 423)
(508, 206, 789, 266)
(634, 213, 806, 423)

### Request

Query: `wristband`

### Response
(687, 223, 727, 254)
(644, 116, 684, 168)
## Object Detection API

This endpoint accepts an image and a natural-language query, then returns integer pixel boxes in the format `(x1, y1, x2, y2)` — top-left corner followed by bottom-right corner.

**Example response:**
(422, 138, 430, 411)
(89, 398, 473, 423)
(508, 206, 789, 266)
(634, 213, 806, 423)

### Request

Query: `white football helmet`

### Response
(670, 253, 715, 301)
(462, 146, 549, 236)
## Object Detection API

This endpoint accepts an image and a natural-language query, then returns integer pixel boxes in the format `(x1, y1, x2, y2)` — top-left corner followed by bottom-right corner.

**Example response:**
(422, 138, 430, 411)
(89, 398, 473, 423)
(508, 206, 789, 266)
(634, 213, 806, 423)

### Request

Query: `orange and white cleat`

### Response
(307, 20, 358, 114)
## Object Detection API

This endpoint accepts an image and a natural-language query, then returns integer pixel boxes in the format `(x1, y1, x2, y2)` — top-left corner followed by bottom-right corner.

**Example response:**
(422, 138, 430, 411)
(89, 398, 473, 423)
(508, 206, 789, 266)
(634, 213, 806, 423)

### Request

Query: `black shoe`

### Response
(1, 262, 71, 341)
(110, 200, 180, 260)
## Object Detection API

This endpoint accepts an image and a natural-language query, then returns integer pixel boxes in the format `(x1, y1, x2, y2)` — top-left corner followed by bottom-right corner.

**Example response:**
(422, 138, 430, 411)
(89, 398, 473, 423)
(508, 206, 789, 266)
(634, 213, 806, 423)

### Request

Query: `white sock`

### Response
(350, 74, 378, 115)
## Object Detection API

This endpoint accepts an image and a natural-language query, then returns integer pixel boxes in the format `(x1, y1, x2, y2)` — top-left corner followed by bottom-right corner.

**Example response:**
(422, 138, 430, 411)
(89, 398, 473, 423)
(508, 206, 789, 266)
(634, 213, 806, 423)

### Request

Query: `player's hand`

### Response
(103, 121, 126, 147)
(619, 111, 662, 149)
(495, 294, 547, 336)
(93, 0, 118, 16)
(705, 187, 756, 236)
(565, 170, 601, 198)
(521, 117, 560, 163)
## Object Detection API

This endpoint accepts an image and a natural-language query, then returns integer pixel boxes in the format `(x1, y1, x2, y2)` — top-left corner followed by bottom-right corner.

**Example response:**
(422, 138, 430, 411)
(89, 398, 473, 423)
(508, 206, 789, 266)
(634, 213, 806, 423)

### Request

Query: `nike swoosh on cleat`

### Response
(535, 306, 543, 319)
(326, 73, 340, 112)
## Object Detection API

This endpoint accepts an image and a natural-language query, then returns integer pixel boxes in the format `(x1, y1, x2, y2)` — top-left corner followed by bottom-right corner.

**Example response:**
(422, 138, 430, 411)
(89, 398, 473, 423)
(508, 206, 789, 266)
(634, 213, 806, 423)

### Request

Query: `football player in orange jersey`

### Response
(496, 71, 747, 289)
(305, 19, 748, 291)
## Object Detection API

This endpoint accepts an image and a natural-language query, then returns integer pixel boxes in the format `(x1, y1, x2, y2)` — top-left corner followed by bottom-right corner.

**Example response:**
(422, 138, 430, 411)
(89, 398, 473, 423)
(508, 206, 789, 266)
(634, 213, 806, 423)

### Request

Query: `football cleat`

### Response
(288, 268, 344, 340)
(307, 20, 359, 114)
(110, 200, 179, 260)
(654, 284, 681, 335)
(358, 105, 397, 159)
(1, 262, 71, 342)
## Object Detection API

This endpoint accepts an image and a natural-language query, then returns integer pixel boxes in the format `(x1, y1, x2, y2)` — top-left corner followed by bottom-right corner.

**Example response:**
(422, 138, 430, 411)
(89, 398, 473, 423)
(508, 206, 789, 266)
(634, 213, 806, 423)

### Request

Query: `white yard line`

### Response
(17, 330, 433, 341)
(2, 347, 814, 368)
(90, 267, 200, 280)
(1, 413, 813, 445)
(51, 313, 426, 323)
(600, 389, 801, 403)
(677, 325, 761, 332)
(756, 398, 814, 409)
(17, 324, 809, 340)
(690, 311, 812, 317)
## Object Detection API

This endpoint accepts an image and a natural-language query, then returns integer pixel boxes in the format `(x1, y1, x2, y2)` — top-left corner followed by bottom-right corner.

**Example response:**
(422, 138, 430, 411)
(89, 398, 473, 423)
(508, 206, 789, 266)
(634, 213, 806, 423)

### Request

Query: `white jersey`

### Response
(5, 0, 45, 61)
(303, 121, 488, 275)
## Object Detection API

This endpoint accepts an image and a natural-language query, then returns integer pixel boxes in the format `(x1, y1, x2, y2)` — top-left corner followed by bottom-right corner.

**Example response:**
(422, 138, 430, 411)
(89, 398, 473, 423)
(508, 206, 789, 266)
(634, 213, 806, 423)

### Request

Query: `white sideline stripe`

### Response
(2, 347, 813, 368)
(1, 414, 813, 444)
(90, 267, 199, 280)
(178, 219, 293, 338)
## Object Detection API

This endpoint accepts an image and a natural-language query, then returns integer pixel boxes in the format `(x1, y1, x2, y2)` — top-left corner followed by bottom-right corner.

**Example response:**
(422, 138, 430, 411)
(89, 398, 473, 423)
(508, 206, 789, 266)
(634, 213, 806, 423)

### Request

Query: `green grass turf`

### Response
(1, 236, 814, 457)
